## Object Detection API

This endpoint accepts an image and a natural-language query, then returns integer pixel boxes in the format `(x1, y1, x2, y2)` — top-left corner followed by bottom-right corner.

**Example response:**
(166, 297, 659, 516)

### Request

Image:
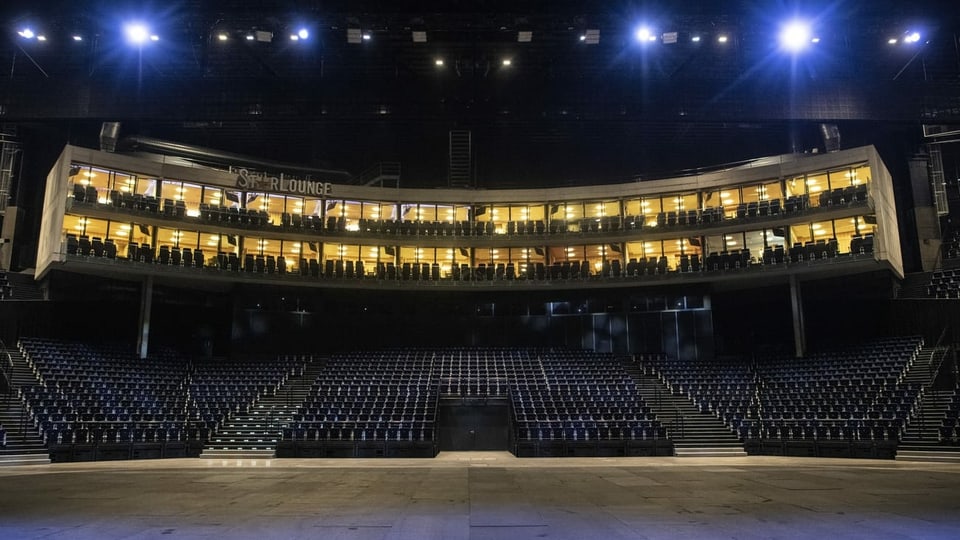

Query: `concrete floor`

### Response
(1, 453, 959, 539)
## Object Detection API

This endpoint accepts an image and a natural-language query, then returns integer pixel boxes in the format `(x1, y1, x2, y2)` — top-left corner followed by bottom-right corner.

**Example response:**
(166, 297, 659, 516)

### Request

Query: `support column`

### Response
(789, 274, 806, 358)
(137, 275, 153, 359)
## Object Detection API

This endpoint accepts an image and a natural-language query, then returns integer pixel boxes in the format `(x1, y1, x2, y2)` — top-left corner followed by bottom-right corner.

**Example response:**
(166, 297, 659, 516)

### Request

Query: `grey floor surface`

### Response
(1, 452, 959, 539)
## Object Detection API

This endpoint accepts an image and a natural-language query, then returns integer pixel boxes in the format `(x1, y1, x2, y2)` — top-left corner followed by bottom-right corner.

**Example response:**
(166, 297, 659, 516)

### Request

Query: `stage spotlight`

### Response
(72, 35, 83, 41)
(435, 58, 444, 66)
(635, 27, 656, 43)
(691, 35, 701, 42)
(502, 58, 512, 66)
(37, 35, 47, 41)
(17, 28, 35, 39)
(904, 31, 921, 43)
(217, 33, 228, 41)
(125, 23, 150, 44)
(717, 35, 728, 43)
(298, 28, 309, 40)
(780, 21, 812, 52)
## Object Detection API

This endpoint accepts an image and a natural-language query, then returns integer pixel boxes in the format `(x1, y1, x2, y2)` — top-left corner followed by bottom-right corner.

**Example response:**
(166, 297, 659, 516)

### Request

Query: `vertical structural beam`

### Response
(789, 275, 806, 358)
(137, 275, 153, 359)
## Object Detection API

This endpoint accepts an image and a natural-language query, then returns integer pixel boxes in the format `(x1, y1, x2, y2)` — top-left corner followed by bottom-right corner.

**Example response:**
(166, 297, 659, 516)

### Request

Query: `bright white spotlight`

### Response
(435, 58, 444, 66)
(18, 28, 35, 39)
(298, 28, 309, 39)
(72, 35, 83, 41)
(362, 32, 371, 41)
(691, 35, 701, 42)
(150, 35, 159, 41)
(217, 33, 228, 41)
(888, 38, 898, 45)
(502, 58, 512, 66)
(125, 23, 149, 44)
(780, 21, 812, 52)
(717, 35, 728, 43)
(635, 27, 654, 43)
(37, 35, 47, 41)
(904, 31, 921, 43)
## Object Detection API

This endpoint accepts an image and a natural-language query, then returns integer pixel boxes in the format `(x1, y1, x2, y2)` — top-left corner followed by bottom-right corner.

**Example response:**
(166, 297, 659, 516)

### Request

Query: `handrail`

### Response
(927, 325, 954, 384)
(0, 337, 12, 394)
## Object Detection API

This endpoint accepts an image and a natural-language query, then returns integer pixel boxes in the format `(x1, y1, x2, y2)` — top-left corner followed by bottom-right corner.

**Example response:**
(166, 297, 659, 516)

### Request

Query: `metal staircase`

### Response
(0, 347, 50, 465)
(199, 358, 323, 460)
(624, 360, 746, 457)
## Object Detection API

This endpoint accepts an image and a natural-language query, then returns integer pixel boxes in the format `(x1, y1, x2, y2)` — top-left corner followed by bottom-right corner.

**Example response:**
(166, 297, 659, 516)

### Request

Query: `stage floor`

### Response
(1, 453, 959, 539)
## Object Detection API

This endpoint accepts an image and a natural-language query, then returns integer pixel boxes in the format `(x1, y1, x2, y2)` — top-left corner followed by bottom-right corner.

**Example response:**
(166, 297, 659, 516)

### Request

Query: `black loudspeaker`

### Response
(820, 123, 840, 153)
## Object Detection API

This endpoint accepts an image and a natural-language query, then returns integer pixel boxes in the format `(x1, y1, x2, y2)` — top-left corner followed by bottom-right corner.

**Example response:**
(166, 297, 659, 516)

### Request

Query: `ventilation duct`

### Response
(119, 135, 352, 182)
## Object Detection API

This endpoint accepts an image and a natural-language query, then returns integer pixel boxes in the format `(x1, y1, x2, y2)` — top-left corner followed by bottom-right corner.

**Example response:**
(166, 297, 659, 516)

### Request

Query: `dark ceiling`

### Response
(3, 0, 959, 187)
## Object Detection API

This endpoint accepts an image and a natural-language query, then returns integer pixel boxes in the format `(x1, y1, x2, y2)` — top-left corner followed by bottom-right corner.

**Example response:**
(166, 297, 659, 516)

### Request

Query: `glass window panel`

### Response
(805, 172, 828, 206)
(82, 217, 108, 241)
(790, 224, 812, 246)
(834, 217, 858, 255)
(851, 164, 871, 186)
(723, 232, 743, 251)
(107, 222, 133, 255)
(741, 185, 761, 204)
(179, 183, 202, 217)
(785, 176, 804, 198)
(201, 232, 221, 253)
(339, 200, 360, 220)
(641, 197, 661, 220)
(300, 197, 322, 217)
(417, 204, 438, 222)
(705, 234, 724, 255)
(811, 220, 834, 241)
(130, 222, 153, 247)
(176, 230, 200, 250)
(624, 198, 643, 217)
(743, 230, 765, 261)
(761, 180, 782, 201)
(562, 202, 583, 222)
(435, 205, 455, 223)
(63, 214, 86, 237)
(662, 238, 686, 271)
(157, 227, 181, 247)
(243, 236, 264, 257)
(160, 180, 180, 201)
(111, 170, 135, 194)
(720, 188, 740, 218)
(765, 227, 786, 249)
(203, 187, 223, 206)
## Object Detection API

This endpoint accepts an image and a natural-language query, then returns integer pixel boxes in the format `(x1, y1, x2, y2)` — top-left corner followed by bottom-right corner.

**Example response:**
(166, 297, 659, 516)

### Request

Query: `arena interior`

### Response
(1, 1, 960, 538)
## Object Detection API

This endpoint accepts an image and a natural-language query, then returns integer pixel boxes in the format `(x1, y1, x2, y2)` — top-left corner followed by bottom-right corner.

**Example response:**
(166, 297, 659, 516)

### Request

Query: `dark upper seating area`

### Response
(926, 269, 960, 299)
(943, 228, 960, 261)
(643, 337, 925, 446)
(0, 271, 11, 299)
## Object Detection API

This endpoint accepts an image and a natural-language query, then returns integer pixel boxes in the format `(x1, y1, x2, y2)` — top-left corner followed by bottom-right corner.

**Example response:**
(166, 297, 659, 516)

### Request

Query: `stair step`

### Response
(0, 455, 51, 466)
(675, 447, 748, 457)
(896, 451, 960, 462)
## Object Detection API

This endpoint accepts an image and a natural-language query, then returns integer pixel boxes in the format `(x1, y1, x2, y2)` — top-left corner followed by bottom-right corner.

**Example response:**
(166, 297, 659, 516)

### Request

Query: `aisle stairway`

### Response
(624, 360, 745, 457)
(1, 271, 45, 301)
(897, 347, 960, 463)
(200, 358, 324, 459)
(0, 348, 50, 465)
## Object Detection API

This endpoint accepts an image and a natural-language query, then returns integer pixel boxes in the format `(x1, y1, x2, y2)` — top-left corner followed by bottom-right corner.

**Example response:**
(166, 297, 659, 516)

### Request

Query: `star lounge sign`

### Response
(233, 168, 333, 196)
